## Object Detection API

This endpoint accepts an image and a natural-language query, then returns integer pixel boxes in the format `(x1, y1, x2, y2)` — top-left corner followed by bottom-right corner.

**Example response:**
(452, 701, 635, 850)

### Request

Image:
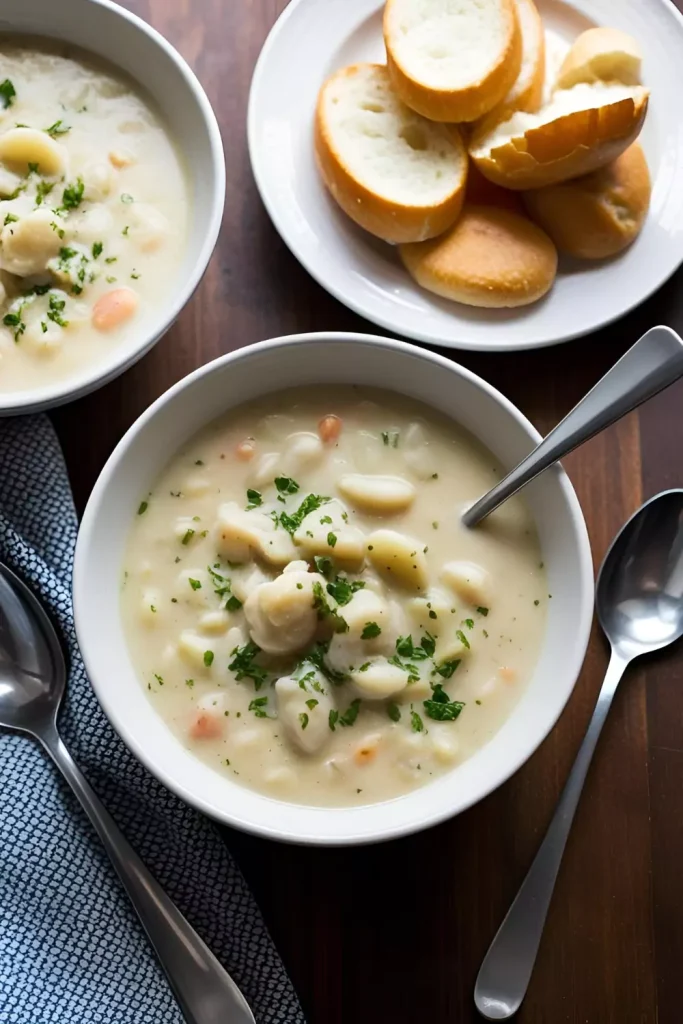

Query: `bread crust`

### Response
(384, 0, 523, 123)
(399, 204, 558, 307)
(314, 64, 468, 243)
(522, 142, 651, 258)
(469, 89, 649, 189)
(475, 0, 546, 135)
(556, 27, 642, 90)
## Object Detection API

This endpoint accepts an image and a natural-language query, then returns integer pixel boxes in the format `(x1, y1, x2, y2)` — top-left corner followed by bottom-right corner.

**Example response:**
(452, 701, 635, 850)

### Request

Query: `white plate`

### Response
(248, 0, 683, 352)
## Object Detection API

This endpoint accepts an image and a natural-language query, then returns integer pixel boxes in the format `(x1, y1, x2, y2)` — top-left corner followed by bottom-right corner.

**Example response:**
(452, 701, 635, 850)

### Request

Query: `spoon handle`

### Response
(38, 724, 255, 1024)
(463, 326, 683, 528)
(474, 650, 628, 1020)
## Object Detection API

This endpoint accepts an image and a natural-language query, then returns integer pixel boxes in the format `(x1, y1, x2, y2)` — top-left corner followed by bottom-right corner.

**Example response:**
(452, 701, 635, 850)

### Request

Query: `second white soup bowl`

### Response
(74, 333, 594, 845)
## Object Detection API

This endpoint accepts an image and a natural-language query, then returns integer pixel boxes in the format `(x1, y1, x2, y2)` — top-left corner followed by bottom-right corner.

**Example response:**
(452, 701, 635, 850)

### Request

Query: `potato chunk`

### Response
(215, 501, 298, 566)
(0, 209, 62, 277)
(350, 658, 409, 700)
(244, 566, 324, 655)
(293, 499, 365, 571)
(0, 128, 67, 177)
(366, 529, 428, 592)
(275, 675, 334, 755)
(337, 474, 416, 515)
(441, 561, 491, 608)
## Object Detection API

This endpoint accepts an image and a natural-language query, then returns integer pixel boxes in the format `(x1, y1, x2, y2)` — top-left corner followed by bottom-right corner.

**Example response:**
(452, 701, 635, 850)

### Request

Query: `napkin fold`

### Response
(0, 415, 306, 1024)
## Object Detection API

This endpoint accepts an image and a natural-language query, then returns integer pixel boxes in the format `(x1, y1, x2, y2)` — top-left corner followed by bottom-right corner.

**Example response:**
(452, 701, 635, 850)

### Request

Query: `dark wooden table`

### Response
(53, 2, 683, 1021)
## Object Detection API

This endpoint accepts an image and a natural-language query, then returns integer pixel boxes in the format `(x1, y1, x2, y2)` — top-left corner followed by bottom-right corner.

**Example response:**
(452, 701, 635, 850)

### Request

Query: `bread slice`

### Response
(556, 28, 642, 90)
(314, 63, 468, 243)
(469, 81, 649, 189)
(523, 142, 651, 259)
(383, 0, 523, 123)
(466, 161, 523, 212)
(400, 204, 557, 307)
(476, 0, 546, 132)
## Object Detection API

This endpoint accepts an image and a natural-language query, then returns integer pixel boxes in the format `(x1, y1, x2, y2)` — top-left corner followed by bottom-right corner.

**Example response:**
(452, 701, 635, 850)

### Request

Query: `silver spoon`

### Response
(464, 326, 683, 528)
(0, 561, 255, 1024)
(474, 488, 683, 1020)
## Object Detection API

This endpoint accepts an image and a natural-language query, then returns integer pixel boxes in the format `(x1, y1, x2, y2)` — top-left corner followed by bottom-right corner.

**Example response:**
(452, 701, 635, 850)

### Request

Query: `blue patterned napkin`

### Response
(0, 415, 306, 1024)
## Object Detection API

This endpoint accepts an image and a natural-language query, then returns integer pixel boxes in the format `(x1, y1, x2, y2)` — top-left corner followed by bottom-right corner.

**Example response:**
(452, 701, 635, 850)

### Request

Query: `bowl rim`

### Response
(74, 331, 595, 845)
(0, 0, 226, 415)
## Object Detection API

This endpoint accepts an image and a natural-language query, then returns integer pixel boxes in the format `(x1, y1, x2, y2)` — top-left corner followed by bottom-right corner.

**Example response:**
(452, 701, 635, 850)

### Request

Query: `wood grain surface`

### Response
(52, 2, 683, 1022)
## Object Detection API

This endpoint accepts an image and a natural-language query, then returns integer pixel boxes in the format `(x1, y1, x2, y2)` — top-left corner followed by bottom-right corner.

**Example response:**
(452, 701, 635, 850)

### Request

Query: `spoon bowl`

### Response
(597, 489, 683, 656)
(0, 565, 64, 732)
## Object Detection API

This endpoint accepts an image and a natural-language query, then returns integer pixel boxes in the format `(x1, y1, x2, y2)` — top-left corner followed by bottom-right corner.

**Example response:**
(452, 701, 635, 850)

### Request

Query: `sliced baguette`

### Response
(556, 27, 643, 90)
(383, 0, 523, 123)
(469, 82, 649, 189)
(523, 142, 651, 259)
(400, 204, 557, 307)
(314, 63, 468, 243)
(476, 0, 546, 133)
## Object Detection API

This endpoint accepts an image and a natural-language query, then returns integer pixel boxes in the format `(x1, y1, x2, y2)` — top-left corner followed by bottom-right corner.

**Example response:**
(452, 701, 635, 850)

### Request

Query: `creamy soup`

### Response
(122, 388, 547, 807)
(0, 39, 188, 394)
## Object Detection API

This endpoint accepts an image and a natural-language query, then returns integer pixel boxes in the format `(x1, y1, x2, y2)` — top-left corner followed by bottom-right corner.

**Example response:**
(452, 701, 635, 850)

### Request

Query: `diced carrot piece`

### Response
(190, 712, 223, 740)
(318, 414, 342, 444)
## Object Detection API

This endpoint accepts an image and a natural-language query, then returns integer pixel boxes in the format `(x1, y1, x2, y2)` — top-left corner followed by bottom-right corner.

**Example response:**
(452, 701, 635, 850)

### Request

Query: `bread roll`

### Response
(476, 0, 546, 132)
(523, 142, 651, 258)
(556, 27, 642, 90)
(400, 205, 558, 307)
(383, 0, 522, 123)
(465, 162, 523, 212)
(314, 63, 468, 243)
(469, 81, 649, 189)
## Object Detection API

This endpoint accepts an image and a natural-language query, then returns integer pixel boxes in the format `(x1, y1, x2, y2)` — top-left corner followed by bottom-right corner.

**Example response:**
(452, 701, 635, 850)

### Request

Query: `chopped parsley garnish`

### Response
(312, 581, 348, 634)
(388, 654, 421, 685)
(463, 618, 474, 630)
(3, 212, 18, 226)
(325, 575, 365, 606)
(137, 501, 148, 515)
(0, 79, 16, 109)
(154, 674, 164, 685)
(60, 177, 85, 210)
(305, 698, 319, 711)
(381, 430, 400, 448)
(181, 528, 195, 546)
(434, 659, 461, 680)
(274, 493, 330, 535)
(92, 241, 104, 259)
(207, 565, 232, 602)
(476, 606, 489, 617)
(339, 699, 361, 727)
(185, 679, 195, 688)
(456, 629, 471, 650)
(245, 488, 262, 509)
(226, 595, 243, 612)
(312, 555, 332, 577)
(35, 180, 55, 206)
(361, 621, 381, 640)
(122, 225, 130, 236)
(3, 309, 25, 341)
(46, 293, 68, 328)
(249, 696, 269, 718)
(121, 193, 134, 203)
(424, 684, 465, 722)
(45, 119, 70, 137)
(104, 256, 117, 264)
(131, 271, 140, 280)
(203, 650, 214, 667)
(229, 641, 268, 690)
(299, 712, 309, 730)
(31, 284, 51, 296)
(328, 709, 339, 731)
(188, 578, 202, 591)
(387, 703, 401, 722)
(395, 634, 434, 660)
(274, 476, 299, 495)
(327, 532, 337, 548)
(320, 515, 333, 525)
(410, 710, 424, 732)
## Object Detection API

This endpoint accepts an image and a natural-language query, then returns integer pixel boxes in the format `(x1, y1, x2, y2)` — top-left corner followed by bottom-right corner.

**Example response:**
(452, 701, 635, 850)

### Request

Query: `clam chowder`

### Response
(0, 39, 187, 394)
(122, 388, 547, 806)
